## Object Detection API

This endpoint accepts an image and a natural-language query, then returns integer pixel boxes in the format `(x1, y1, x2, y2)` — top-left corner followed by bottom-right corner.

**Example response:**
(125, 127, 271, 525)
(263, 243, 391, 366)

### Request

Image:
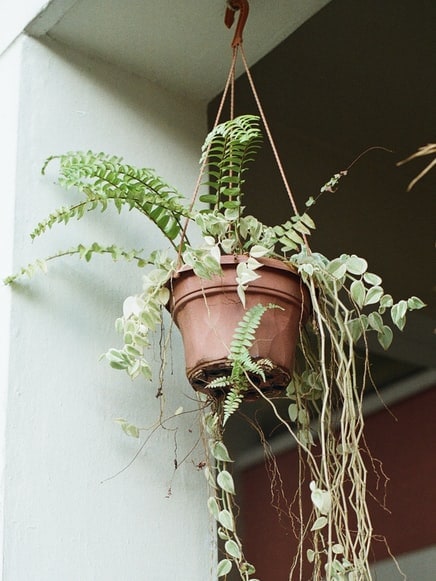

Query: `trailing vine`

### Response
(4, 115, 426, 580)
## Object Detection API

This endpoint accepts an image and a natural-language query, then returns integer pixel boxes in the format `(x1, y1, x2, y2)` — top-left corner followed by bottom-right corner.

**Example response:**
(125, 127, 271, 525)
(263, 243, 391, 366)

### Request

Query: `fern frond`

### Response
(208, 303, 279, 423)
(30, 199, 108, 239)
(200, 115, 263, 210)
(274, 212, 316, 254)
(42, 152, 192, 248)
(207, 376, 234, 391)
(222, 353, 274, 423)
(3, 243, 146, 285)
(237, 351, 274, 381)
(223, 389, 244, 424)
(229, 302, 281, 360)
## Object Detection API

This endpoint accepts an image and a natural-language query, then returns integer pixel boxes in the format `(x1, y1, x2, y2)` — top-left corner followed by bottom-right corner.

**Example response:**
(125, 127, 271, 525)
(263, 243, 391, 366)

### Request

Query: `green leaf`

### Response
(298, 408, 308, 425)
(106, 349, 129, 364)
(310, 516, 328, 531)
(218, 528, 230, 541)
(298, 262, 314, 277)
(364, 285, 384, 305)
(222, 200, 241, 209)
(346, 255, 368, 275)
(283, 228, 304, 246)
(350, 280, 365, 308)
(299, 212, 316, 229)
(346, 317, 366, 343)
(391, 300, 408, 331)
(249, 245, 269, 258)
(108, 361, 128, 371)
(218, 509, 234, 531)
(305, 196, 315, 207)
(310, 482, 331, 515)
(157, 287, 170, 305)
(207, 497, 220, 520)
(243, 563, 256, 575)
(114, 419, 140, 438)
(212, 441, 233, 462)
(203, 466, 215, 487)
(203, 413, 217, 435)
(220, 238, 236, 254)
(307, 549, 315, 563)
(407, 296, 426, 310)
(225, 540, 241, 560)
(125, 344, 142, 357)
(379, 294, 393, 309)
(327, 258, 347, 279)
(217, 559, 232, 577)
(363, 272, 382, 286)
(292, 220, 311, 235)
(288, 403, 298, 422)
(199, 193, 218, 204)
(217, 470, 235, 494)
(139, 362, 152, 380)
(377, 325, 393, 350)
(367, 311, 384, 333)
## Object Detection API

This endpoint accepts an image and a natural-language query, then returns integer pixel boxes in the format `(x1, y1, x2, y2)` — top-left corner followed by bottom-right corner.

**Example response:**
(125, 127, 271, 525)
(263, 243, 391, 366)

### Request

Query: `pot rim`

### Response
(173, 254, 299, 278)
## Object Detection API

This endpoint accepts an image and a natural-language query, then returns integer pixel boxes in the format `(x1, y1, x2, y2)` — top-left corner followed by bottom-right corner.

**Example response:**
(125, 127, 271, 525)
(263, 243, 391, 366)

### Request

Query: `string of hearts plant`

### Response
(4, 115, 425, 580)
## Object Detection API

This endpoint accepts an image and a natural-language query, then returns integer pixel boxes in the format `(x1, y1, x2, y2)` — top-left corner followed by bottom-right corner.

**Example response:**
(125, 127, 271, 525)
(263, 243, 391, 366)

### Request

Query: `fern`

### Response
(207, 376, 234, 391)
(31, 199, 113, 239)
(200, 115, 263, 212)
(41, 152, 192, 249)
(4, 243, 146, 284)
(206, 303, 280, 423)
(228, 302, 281, 360)
(274, 212, 316, 254)
(223, 388, 245, 423)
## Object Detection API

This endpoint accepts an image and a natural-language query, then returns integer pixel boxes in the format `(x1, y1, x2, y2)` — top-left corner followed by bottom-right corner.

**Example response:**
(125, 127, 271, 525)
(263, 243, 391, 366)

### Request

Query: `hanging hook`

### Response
(225, 0, 249, 47)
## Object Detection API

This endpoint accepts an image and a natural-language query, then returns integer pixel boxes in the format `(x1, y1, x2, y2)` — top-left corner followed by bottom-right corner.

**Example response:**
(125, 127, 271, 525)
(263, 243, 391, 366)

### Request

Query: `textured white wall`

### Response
(1, 35, 214, 581)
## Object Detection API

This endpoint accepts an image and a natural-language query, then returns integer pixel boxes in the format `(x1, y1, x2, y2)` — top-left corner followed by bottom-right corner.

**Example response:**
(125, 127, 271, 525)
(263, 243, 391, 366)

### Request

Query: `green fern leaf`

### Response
(201, 115, 263, 213)
(3, 243, 146, 285)
(223, 389, 244, 424)
(211, 303, 280, 423)
(229, 303, 281, 360)
(41, 151, 192, 250)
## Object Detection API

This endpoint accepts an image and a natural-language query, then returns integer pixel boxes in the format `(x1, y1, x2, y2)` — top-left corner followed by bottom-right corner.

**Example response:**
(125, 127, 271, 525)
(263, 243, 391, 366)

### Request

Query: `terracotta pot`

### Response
(168, 255, 310, 397)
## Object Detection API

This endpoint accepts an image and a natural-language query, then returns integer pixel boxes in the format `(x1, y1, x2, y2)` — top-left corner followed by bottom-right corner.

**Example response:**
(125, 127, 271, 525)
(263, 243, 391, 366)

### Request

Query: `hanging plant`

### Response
(4, 114, 425, 580)
(3, 2, 426, 577)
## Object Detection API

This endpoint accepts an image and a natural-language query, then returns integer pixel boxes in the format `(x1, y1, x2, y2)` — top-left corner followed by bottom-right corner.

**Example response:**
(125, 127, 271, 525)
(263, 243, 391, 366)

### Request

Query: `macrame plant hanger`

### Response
(178, 0, 310, 262)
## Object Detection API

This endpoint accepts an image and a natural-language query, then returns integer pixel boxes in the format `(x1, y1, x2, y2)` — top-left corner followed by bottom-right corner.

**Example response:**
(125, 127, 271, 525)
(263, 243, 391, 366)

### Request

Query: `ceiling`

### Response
(28, 0, 331, 102)
(28, 0, 435, 373)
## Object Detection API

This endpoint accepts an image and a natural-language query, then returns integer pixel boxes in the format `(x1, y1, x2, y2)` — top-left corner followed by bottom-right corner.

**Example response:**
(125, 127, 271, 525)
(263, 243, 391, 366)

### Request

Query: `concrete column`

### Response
(0, 35, 214, 581)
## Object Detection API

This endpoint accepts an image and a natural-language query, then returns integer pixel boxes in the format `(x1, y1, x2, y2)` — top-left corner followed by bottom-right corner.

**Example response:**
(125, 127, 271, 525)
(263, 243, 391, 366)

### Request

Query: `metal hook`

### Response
(225, 0, 249, 48)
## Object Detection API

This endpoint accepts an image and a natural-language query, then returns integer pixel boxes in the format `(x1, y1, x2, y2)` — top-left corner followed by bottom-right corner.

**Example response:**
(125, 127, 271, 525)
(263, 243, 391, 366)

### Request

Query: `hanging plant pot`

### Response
(168, 255, 310, 397)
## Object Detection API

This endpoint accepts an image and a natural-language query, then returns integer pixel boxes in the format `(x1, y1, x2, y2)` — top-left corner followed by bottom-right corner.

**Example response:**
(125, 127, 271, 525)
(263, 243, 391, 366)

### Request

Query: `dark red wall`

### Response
(239, 385, 436, 580)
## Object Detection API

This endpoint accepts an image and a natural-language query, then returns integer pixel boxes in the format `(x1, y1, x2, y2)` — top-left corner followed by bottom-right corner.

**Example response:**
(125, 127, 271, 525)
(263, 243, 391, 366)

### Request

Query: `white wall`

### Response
(0, 1, 82, 53)
(0, 35, 214, 581)
(0, 38, 23, 579)
(1, 0, 52, 51)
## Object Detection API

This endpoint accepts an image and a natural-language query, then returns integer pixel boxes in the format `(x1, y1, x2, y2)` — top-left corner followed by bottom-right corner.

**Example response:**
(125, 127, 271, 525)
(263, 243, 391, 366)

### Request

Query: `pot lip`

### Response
(173, 254, 298, 278)
(167, 253, 311, 317)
